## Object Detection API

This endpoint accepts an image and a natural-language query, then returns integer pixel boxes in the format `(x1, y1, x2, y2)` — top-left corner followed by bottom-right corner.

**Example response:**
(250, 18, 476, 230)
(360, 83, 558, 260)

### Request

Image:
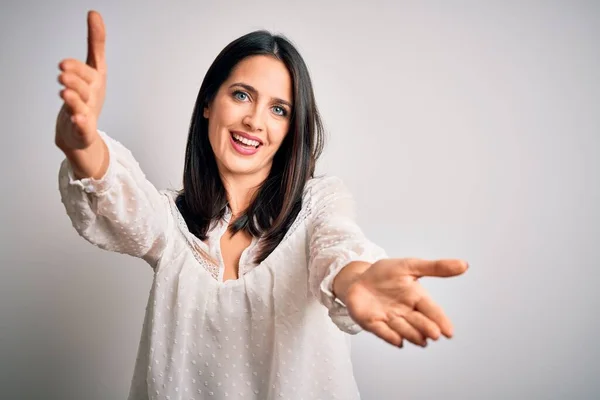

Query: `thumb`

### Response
(404, 258, 469, 278)
(85, 10, 106, 71)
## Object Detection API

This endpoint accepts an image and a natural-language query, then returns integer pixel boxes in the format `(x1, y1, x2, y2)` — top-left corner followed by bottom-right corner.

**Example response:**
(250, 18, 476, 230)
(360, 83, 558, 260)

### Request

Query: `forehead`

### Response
(226, 55, 293, 103)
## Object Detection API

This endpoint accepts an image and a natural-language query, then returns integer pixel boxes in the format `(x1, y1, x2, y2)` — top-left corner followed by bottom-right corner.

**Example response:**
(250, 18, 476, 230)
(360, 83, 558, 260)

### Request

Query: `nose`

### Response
(242, 106, 265, 132)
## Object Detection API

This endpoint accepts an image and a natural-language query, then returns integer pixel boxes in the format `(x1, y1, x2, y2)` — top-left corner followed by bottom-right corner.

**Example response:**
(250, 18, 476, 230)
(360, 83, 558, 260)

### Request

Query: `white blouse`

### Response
(58, 131, 387, 400)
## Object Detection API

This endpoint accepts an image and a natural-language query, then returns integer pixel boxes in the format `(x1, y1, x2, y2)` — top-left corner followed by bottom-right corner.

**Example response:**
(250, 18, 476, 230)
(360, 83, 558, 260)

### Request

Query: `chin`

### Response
(219, 156, 266, 177)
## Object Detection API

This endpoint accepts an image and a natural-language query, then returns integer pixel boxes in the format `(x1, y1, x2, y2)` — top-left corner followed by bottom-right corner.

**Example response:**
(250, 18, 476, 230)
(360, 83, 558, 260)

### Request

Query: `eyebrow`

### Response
(228, 82, 292, 109)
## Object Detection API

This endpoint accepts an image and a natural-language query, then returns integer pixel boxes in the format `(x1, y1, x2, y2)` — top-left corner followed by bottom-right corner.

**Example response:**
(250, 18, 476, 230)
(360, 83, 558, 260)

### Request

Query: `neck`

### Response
(220, 171, 267, 217)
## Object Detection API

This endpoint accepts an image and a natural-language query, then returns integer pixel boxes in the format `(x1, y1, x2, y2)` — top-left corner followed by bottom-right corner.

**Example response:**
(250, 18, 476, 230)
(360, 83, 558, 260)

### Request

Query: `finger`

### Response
(58, 72, 90, 103)
(58, 98, 74, 118)
(367, 321, 404, 348)
(60, 88, 89, 117)
(416, 296, 453, 338)
(404, 311, 442, 341)
(71, 113, 90, 132)
(405, 258, 469, 279)
(57, 101, 92, 141)
(68, 110, 95, 141)
(86, 10, 106, 71)
(59, 59, 96, 84)
(388, 315, 427, 347)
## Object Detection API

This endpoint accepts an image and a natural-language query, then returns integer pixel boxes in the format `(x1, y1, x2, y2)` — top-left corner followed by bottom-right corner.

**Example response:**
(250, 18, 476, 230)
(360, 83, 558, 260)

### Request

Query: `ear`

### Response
(203, 106, 210, 119)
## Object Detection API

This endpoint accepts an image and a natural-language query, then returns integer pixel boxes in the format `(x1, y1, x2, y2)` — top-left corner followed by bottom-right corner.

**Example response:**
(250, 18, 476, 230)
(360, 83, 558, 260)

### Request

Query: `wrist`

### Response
(332, 261, 371, 305)
(64, 137, 108, 180)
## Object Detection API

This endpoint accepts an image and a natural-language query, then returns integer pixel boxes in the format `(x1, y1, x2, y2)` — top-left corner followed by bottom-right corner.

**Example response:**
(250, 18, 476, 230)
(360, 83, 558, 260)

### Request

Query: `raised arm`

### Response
(56, 11, 108, 180)
(56, 11, 170, 268)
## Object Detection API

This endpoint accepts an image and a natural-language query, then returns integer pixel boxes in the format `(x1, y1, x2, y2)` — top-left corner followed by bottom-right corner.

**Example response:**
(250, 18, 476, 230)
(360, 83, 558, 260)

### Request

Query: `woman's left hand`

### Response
(343, 258, 468, 348)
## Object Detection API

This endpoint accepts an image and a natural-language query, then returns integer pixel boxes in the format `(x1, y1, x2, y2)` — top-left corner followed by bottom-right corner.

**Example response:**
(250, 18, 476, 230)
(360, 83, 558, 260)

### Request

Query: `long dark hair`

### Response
(176, 30, 325, 264)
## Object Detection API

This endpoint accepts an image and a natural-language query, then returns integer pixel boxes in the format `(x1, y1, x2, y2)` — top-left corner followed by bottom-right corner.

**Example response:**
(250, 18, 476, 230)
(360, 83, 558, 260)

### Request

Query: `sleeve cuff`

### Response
(62, 130, 116, 195)
(319, 255, 375, 335)
(320, 249, 386, 335)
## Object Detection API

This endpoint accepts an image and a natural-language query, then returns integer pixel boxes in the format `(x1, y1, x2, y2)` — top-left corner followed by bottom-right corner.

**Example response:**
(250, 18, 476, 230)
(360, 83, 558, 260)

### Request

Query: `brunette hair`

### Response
(176, 30, 325, 263)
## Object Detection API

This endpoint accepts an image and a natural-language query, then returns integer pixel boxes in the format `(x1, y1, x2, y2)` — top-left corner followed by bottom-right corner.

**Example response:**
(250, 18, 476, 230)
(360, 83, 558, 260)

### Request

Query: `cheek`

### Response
(218, 97, 245, 125)
(208, 112, 234, 146)
(207, 120, 228, 157)
(269, 122, 290, 147)
(208, 98, 240, 134)
(207, 118, 219, 145)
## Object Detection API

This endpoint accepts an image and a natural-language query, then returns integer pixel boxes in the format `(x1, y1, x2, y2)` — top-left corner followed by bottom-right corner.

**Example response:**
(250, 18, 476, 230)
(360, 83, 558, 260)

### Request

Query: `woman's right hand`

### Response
(55, 10, 107, 152)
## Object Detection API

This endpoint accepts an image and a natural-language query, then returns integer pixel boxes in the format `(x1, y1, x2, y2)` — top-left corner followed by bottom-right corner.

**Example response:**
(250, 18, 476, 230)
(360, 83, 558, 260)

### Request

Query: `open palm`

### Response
(345, 258, 468, 347)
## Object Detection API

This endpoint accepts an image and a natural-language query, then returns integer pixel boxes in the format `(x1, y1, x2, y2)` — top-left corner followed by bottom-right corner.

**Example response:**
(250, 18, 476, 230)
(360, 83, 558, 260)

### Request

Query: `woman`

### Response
(56, 11, 468, 400)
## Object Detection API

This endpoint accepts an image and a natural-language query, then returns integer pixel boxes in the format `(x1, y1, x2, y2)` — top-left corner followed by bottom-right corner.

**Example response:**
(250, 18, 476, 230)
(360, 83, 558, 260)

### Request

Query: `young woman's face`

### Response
(204, 55, 292, 181)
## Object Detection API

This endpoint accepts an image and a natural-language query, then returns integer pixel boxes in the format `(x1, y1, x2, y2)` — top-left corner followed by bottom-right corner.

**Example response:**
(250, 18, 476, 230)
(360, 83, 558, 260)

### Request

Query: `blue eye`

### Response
(272, 105, 287, 117)
(233, 91, 249, 101)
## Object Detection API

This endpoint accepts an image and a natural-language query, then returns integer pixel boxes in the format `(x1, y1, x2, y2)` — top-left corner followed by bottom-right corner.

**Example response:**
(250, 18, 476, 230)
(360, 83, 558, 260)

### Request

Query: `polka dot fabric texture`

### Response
(58, 131, 387, 400)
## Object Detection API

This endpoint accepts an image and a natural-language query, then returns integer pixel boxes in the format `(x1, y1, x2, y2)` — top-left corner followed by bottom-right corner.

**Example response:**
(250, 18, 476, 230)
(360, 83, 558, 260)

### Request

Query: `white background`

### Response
(1, 1, 598, 399)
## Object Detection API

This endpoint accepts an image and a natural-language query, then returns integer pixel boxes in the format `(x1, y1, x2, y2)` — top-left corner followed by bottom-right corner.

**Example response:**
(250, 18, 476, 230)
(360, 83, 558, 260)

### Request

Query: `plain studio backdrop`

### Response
(1, 1, 598, 399)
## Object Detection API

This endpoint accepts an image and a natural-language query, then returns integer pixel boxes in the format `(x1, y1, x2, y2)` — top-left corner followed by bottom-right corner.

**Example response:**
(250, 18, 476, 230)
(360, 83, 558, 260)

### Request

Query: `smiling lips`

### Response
(230, 130, 262, 155)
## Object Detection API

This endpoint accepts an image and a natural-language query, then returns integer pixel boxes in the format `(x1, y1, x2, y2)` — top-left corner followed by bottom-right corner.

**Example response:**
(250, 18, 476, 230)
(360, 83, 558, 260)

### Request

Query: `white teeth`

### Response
(232, 133, 260, 147)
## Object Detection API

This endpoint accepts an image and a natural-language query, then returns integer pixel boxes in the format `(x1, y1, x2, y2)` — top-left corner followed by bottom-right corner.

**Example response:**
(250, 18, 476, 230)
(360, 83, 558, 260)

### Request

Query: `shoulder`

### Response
(157, 188, 179, 207)
(303, 175, 355, 213)
(160, 188, 180, 199)
(303, 175, 348, 198)
(157, 189, 183, 221)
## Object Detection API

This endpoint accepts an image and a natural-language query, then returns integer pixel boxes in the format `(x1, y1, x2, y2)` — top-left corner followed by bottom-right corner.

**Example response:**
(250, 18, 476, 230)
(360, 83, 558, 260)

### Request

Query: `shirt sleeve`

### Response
(307, 176, 387, 334)
(58, 130, 171, 268)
